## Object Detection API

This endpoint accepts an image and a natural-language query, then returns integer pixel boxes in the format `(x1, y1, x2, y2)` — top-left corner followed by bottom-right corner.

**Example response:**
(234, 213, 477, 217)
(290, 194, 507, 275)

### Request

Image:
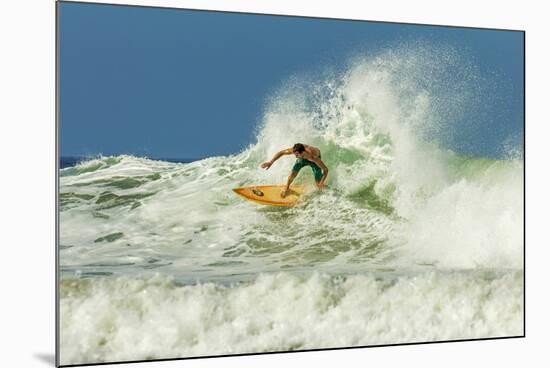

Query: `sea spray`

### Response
(59, 43, 523, 364)
(60, 271, 523, 365)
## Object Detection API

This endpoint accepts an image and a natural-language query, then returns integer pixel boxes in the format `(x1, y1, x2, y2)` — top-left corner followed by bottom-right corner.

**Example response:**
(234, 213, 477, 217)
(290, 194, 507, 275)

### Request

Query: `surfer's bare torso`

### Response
(261, 143, 329, 197)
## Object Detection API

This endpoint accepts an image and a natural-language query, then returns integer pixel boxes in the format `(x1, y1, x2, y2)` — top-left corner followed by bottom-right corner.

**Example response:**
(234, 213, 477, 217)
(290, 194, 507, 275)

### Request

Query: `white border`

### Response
(2, 1, 547, 367)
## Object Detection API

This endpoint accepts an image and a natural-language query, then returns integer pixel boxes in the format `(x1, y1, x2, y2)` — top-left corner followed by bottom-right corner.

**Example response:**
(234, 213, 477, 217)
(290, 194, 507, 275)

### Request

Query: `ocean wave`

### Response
(60, 271, 523, 365)
(59, 44, 523, 277)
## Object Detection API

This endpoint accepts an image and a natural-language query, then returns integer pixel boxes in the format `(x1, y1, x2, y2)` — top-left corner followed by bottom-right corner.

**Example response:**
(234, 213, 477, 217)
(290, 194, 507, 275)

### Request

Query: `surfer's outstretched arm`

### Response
(261, 148, 293, 170)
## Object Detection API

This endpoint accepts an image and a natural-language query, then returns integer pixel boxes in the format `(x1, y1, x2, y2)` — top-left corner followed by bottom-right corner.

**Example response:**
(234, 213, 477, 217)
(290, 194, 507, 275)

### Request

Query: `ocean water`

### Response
(59, 44, 524, 365)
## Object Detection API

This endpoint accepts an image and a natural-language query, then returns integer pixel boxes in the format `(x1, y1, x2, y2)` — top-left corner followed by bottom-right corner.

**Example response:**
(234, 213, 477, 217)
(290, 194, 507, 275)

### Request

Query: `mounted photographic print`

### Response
(57, 1, 525, 366)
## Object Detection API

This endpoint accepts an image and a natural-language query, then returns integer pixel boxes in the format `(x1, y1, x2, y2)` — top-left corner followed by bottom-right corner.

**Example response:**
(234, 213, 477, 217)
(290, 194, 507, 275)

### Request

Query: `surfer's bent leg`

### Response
(292, 158, 307, 175)
(311, 164, 323, 183)
(282, 171, 299, 198)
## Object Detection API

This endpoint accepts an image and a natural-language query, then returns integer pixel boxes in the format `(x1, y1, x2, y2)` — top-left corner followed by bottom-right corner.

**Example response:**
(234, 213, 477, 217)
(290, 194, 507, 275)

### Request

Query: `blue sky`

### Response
(59, 2, 523, 159)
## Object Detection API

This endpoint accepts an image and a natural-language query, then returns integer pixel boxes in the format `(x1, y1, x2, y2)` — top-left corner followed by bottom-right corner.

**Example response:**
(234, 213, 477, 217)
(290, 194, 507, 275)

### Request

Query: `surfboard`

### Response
(232, 185, 304, 207)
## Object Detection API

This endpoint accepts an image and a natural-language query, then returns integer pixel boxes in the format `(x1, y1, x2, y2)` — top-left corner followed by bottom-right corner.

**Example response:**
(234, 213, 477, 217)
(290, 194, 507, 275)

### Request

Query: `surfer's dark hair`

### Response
(293, 143, 305, 153)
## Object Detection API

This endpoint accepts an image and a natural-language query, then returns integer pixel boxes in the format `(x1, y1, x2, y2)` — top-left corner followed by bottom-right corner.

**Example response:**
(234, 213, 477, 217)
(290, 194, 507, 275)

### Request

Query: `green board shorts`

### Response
(292, 154, 323, 183)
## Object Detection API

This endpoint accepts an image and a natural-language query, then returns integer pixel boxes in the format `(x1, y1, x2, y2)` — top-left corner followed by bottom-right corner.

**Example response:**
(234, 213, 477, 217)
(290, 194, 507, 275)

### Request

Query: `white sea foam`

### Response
(60, 43, 523, 276)
(60, 271, 523, 365)
(59, 43, 524, 365)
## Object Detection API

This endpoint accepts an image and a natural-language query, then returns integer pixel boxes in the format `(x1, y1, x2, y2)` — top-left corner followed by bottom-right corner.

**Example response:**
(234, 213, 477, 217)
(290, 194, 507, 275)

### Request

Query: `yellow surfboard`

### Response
(232, 185, 304, 207)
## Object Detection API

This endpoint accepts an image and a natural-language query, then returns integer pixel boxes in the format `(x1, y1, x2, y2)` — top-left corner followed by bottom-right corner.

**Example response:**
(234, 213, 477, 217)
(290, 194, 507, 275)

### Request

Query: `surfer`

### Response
(261, 143, 329, 198)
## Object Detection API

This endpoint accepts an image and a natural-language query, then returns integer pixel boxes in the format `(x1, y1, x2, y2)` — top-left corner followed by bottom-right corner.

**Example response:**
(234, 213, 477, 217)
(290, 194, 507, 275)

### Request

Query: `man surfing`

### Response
(261, 143, 329, 198)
